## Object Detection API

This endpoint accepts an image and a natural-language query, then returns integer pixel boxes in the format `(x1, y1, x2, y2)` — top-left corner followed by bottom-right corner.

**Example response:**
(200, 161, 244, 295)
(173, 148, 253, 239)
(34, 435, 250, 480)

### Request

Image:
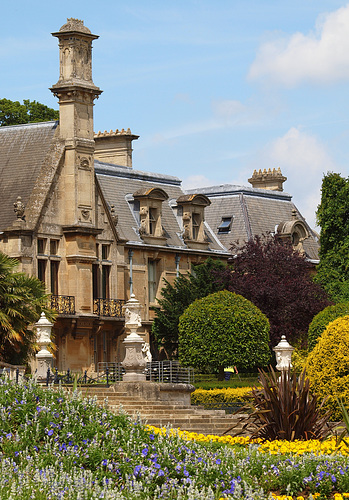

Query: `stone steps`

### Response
(79, 386, 247, 436)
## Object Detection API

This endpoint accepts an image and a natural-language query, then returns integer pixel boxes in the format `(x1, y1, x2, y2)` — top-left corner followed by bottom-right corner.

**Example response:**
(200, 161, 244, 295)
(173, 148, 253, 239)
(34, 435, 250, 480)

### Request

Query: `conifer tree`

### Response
(152, 258, 226, 358)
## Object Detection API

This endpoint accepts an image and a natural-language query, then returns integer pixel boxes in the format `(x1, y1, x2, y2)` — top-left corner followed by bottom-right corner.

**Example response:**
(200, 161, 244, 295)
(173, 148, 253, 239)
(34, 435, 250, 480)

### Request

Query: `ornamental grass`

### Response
(0, 378, 348, 499)
(229, 367, 332, 442)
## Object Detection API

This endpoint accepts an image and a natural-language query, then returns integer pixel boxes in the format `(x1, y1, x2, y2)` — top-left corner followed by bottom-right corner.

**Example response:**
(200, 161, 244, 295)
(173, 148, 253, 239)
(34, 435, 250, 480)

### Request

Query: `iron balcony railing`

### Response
(98, 361, 194, 385)
(43, 361, 194, 387)
(97, 362, 125, 381)
(93, 298, 125, 318)
(50, 295, 75, 315)
(145, 360, 195, 384)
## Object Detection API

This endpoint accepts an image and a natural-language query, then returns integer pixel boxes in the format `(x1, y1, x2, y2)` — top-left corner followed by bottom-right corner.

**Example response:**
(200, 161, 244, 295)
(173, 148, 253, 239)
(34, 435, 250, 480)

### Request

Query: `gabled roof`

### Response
(95, 161, 227, 253)
(0, 121, 63, 231)
(186, 184, 319, 260)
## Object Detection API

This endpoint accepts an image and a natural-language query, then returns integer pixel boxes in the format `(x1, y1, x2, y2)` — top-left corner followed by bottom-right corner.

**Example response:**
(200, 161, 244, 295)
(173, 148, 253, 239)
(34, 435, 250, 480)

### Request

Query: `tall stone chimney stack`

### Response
(50, 18, 102, 226)
(50, 19, 102, 315)
(248, 167, 287, 192)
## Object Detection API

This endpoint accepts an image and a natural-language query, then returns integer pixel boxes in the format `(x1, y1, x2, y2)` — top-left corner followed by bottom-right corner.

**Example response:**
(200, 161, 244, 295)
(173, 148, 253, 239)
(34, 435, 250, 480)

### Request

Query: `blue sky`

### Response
(2, 1, 349, 229)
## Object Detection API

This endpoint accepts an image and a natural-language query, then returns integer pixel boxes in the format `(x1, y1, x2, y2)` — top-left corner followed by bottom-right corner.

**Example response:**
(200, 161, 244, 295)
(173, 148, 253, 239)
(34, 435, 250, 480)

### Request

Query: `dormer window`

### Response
(133, 187, 169, 245)
(277, 210, 309, 255)
(218, 216, 233, 234)
(176, 194, 211, 250)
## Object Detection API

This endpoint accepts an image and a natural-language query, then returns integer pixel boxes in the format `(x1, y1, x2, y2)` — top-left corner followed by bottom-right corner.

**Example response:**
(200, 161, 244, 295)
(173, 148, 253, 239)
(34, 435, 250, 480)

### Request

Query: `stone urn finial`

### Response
(35, 312, 54, 379)
(121, 294, 147, 381)
(273, 335, 294, 372)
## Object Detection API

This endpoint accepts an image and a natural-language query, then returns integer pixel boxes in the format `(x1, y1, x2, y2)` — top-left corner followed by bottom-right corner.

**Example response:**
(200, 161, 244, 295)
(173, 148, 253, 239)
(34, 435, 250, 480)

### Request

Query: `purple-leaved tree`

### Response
(214, 235, 330, 346)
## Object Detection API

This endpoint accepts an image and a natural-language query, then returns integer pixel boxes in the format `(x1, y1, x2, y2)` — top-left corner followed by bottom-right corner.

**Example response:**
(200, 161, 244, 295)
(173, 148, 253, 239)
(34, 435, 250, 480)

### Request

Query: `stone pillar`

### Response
(35, 313, 54, 379)
(121, 294, 147, 381)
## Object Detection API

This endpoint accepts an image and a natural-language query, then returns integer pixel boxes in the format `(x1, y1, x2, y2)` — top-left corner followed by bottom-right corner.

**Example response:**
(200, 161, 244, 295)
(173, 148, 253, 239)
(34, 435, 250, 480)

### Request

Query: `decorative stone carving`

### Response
(79, 157, 90, 170)
(110, 205, 118, 226)
(139, 218, 147, 235)
(121, 294, 146, 381)
(142, 342, 152, 363)
(81, 209, 90, 220)
(14, 196, 25, 220)
(59, 18, 92, 35)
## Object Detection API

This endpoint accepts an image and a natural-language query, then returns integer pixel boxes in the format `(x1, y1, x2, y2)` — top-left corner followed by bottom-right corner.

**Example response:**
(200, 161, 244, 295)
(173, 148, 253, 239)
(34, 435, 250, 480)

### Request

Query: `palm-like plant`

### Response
(226, 367, 332, 441)
(0, 252, 54, 364)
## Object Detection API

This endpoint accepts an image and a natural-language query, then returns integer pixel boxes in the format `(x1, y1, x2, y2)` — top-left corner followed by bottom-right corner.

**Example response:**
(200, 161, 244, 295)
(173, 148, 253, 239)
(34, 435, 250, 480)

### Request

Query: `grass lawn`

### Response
(0, 378, 348, 499)
(193, 374, 259, 390)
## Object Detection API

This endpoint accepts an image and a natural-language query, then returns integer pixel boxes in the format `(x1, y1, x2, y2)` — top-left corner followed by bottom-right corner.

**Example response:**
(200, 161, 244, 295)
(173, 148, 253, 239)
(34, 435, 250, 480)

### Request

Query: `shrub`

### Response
(178, 290, 271, 380)
(191, 387, 253, 410)
(308, 302, 349, 351)
(291, 346, 308, 374)
(306, 315, 349, 420)
(230, 367, 331, 441)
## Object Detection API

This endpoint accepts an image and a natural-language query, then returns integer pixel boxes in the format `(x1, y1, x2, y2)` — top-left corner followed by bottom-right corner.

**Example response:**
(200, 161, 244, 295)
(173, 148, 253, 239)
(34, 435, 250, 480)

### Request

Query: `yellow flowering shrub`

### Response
(191, 387, 253, 408)
(306, 315, 349, 420)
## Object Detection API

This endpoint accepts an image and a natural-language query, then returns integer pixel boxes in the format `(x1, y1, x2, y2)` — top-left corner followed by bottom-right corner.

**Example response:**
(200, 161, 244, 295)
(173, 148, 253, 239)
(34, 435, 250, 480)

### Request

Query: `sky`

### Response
(2, 1, 349, 229)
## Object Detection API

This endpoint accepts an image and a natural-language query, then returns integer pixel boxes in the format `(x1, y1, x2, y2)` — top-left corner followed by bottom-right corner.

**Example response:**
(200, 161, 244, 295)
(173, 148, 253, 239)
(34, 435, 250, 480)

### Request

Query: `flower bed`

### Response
(0, 379, 349, 499)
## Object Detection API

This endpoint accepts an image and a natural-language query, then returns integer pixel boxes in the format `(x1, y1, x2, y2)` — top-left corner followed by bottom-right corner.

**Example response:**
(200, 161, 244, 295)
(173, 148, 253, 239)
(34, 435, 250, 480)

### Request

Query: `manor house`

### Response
(0, 19, 319, 372)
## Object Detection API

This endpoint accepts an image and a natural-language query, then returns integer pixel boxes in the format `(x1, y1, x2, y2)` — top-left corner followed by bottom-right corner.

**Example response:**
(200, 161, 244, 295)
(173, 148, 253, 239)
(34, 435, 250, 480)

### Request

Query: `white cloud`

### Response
(146, 99, 259, 143)
(211, 99, 246, 122)
(249, 4, 349, 86)
(264, 127, 336, 228)
(268, 127, 335, 174)
(181, 175, 214, 190)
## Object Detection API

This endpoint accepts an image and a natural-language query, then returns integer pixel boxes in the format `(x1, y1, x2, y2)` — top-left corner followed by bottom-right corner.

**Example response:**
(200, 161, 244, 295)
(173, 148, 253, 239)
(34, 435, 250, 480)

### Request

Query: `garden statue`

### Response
(142, 342, 152, 363)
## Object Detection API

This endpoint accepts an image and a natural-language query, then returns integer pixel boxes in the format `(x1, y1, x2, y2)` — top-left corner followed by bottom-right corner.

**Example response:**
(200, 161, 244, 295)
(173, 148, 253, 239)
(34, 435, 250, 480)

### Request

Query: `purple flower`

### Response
(133, 465, 142, 477)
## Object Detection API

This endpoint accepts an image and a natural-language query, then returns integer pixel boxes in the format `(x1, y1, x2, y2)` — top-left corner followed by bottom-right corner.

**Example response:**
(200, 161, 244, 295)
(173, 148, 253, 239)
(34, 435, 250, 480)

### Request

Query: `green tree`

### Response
(315, 172, 349, 302)
(151, 258, 226, 358)
(0, 98, 59, 126)
(178, 290, 271, 380)
(0, 252, 54, 364)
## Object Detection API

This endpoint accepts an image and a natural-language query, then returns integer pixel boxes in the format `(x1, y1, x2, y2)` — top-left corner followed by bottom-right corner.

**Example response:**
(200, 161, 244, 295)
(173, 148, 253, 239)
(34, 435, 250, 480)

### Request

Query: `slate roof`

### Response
(186, 184, 320, 261)
(95, 161, 227, 254)
(0, 121, 61, 230)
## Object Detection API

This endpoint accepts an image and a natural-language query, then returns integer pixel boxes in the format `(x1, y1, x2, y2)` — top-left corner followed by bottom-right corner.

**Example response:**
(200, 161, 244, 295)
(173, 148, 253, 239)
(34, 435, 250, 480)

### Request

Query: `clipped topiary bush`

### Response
(308, 302, 349, 351)
(178, 290, 271, 380)
(306, 315, 349, 420)
(191, 387, 253, 406)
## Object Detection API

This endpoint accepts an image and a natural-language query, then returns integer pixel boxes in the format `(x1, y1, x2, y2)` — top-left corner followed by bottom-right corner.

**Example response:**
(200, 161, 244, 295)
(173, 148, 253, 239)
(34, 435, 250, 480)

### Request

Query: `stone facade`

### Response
(0, 19, 320, 373)
(0, 19, 229, 373)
